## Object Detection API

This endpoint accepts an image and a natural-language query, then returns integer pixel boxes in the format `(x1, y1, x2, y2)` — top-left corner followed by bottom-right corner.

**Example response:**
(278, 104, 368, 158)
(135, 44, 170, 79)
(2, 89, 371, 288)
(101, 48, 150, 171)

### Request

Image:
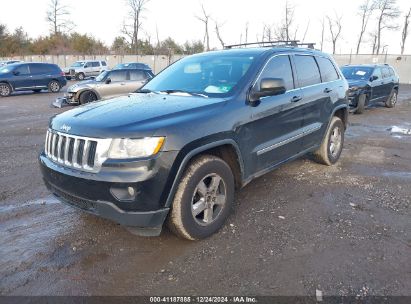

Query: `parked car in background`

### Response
(63, 60, 108, 81)
(0, 60, 22, 67)
(54, 67, 153, 106)
(41, 43, 349, 240)
(114, 62, 154, 75)
(341, 64, 399, 114)
(0, 62, 66, 97)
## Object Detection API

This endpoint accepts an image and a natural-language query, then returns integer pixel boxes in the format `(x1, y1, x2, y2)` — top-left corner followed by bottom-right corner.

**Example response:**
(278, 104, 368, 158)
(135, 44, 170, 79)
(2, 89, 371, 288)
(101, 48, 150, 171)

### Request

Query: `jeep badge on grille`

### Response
(60, 124, 71, 132)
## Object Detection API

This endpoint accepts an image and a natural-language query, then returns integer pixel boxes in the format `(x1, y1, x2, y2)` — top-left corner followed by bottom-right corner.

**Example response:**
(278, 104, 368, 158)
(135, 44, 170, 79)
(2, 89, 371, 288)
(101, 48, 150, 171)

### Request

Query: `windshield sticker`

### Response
(355, 71, 366, 76)
(204, 85, 231, 93)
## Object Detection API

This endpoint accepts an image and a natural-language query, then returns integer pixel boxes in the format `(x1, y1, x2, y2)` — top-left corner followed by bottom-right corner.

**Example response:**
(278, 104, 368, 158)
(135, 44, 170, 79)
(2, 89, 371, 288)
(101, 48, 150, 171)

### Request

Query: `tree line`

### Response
(0, 0, 410, 57)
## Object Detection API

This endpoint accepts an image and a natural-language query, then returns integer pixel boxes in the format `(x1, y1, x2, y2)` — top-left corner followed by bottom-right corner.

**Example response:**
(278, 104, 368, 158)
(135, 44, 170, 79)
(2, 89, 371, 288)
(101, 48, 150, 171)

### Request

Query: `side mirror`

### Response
(13, 70, 20, 76)
(84, 64, 89, 68)
(105, 78, 111, 84)
(370, 75, 378, 82)
(90, 76, 96, 80)
(249, 78, 286, 104)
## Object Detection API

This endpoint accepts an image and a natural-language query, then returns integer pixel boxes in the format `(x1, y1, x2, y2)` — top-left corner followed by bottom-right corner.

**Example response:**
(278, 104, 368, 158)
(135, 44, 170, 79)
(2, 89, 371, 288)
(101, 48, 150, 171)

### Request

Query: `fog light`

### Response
(110, 186, 137, 202)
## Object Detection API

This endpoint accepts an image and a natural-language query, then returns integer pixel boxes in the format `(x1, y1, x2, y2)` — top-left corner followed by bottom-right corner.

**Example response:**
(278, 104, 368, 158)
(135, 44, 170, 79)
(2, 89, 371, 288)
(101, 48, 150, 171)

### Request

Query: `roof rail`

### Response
(224, 40, 316, 50)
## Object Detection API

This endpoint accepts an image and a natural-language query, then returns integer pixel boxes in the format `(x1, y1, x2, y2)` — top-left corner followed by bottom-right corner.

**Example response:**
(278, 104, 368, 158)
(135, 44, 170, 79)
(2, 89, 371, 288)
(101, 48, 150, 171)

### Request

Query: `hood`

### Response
(67, 79, 98, 92)
(346, 79, 368, 88)
(50, 93, 227, 138)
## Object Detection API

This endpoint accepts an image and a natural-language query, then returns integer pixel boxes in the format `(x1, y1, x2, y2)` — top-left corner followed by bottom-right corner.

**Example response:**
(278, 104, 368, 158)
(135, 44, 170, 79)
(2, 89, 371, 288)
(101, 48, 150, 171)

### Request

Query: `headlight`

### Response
(108, 137, 165, 159)
(349, 86, 359, 91)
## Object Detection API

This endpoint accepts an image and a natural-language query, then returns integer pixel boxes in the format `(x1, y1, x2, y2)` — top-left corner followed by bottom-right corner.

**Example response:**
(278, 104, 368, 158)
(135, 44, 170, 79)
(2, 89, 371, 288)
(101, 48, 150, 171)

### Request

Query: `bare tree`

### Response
(244, 22, 249, 44)
(369, 30, 378, 54)
(320, 18, 325, 51)
(327, 14, 343, 54)
(196, 4, 211, 51)
(356, 0, 375, 54)
(122, 0, 151, 55)
(301, 21, 310, 42)
(374, 0, 400, 54)
(46, 0, 74, 35)
(262, 24, 274, 42)
(400, 7, 411, 54)
(214, 20, 225, 48)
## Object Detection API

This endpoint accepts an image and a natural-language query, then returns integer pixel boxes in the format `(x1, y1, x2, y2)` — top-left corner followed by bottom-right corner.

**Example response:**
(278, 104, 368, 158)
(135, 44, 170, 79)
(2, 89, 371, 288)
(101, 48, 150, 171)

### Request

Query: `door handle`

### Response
(290, 95, 302, 102)
(120, 83, 126, 85)
(324, 88, 333, 93)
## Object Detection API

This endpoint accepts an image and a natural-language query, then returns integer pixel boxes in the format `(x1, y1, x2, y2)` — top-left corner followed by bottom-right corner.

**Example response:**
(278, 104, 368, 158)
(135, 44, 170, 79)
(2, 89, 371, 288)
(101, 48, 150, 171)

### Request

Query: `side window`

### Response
(294, 55, 321, 87)
(372, 68, 382, 80)
(101, 61, 107, 66)
(129, 70, 146, 81)
(258, 55, 294, 90)
(109, 70, 128, 82)
(92, 61, 100, 67)
(29, 64, 45, 74)
(382, 67, 390, 79)
(14, 64, 30, 75)
(316, 57, 339, 82)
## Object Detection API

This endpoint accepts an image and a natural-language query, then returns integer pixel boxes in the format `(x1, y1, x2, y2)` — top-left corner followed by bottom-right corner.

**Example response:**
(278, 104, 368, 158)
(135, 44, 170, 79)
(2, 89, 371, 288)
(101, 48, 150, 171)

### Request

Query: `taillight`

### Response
(60, 71, 65, 76)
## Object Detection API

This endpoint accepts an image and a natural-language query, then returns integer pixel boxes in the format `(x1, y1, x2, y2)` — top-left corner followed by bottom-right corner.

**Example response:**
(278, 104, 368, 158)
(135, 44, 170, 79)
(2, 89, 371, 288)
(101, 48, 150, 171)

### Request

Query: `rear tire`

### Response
(0, 83, 12, 97)
(385, 90, 397, 108)
(167, 155, 235, 240)
(313, 116, 344, 166)
(76, 73, 85, 81)
(354, 94, 366, 114)
(48, 80, 61, 93)
(79, 90, 97, 104)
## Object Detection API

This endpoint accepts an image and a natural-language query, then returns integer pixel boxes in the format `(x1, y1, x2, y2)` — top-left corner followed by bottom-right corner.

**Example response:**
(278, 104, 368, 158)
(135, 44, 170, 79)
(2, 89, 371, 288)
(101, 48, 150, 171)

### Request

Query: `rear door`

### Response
(299, 55, 341, 150)
(91, 61, 101, 76)
(29, 63, 49, 88)
(128, 70, 150, 91)
(381, 67, 394, 97)
(249, 54, 305, 172)
(370, 67, 384, 100)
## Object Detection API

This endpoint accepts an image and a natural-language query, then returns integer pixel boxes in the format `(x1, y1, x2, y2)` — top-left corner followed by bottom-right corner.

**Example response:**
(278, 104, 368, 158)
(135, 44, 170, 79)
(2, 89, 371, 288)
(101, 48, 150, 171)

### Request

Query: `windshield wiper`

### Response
(160, 89, 208, 98)
(135, 88, 158, 94)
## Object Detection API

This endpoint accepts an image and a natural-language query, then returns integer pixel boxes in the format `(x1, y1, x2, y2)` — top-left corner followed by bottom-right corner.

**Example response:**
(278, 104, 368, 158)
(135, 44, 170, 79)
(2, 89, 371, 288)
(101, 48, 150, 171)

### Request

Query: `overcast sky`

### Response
(2, 0, 411, 54)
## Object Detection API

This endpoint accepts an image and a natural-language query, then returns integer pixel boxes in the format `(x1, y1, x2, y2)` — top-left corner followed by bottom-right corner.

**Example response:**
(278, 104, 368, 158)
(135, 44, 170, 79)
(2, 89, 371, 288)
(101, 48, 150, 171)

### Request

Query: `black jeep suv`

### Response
(341, 64, 399, 114)
(40, 45, 349, 240)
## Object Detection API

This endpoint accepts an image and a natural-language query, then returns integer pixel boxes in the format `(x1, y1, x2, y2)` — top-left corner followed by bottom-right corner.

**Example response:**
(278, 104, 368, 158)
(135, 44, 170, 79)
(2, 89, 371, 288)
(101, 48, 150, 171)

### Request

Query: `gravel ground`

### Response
(0, 83, 410, 296)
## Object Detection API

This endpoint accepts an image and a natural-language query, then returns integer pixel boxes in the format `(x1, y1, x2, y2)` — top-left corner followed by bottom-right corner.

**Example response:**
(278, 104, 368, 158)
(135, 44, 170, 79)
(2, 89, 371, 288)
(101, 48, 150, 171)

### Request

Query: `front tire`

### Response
(48, 80, 61, 93)
(79, 90, 97, 104)
(313, 116, 344, 166)
(167, 155, 235, 240)
(0, 83, 12, 97)
(385, 90, 397, 108)
(354, 94, 366, 114)
(76, 73, 85, 81)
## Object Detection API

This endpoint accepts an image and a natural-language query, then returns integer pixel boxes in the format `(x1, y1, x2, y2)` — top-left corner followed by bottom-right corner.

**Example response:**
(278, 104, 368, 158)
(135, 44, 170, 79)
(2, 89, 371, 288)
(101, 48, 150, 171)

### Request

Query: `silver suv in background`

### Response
(63, 60, 108, 80)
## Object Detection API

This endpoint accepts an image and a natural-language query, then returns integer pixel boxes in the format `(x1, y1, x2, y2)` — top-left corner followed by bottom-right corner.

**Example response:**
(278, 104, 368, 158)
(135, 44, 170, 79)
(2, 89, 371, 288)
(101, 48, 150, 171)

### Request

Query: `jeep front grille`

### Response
(44, 130, 111, 172)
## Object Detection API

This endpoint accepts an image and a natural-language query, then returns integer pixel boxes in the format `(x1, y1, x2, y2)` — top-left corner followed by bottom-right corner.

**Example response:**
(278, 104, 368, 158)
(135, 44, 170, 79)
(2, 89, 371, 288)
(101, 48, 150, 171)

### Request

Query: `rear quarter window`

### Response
(101, 61, 107, 66)
(294, 55, 321, 87)
(316, 57, 339, 82)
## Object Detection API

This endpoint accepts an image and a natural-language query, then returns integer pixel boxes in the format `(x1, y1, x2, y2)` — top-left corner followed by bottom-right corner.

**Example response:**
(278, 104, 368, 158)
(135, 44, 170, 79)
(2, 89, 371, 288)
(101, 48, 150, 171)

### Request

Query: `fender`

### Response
(74, 88, 102, 101)
(329, 104, 348, 129)
(0, 80, 14, 92)
(164, 137, 244, 208)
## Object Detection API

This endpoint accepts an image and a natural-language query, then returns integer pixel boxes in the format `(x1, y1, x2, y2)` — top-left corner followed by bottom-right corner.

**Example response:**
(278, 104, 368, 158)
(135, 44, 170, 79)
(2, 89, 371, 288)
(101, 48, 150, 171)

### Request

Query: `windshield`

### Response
(71, 61, 85, 67)
(341, 66, 373, 80)
(95, 70, 109, 82)
(0, 66, 11, 73)
(142, 54, 256, 97)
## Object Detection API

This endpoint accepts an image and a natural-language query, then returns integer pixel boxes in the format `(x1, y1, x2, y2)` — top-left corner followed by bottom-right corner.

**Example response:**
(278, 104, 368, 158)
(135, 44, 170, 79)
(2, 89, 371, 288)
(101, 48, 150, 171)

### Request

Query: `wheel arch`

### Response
(164, 138, 244, 208)
(0, 80, 14, 91)
(75, 88, 101, 101)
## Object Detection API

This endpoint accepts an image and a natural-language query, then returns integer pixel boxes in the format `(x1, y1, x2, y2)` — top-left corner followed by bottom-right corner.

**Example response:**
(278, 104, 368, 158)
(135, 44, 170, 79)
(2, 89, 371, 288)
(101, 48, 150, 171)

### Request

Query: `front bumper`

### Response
(39, 150, 178, 228)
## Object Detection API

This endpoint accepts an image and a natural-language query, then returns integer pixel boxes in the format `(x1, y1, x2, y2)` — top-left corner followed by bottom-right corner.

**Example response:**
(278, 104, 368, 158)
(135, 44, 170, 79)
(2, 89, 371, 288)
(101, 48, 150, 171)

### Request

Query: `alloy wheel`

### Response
(191, 173, 227, 226)
(329, 126, 342, 158)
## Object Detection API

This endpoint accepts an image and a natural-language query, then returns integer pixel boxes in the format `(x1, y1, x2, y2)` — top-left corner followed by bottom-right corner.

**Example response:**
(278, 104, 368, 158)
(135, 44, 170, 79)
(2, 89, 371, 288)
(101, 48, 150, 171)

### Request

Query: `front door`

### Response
(11, 64, 33, 89)
(249, 55, 305, 173)
(96, 70, 129, 99)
